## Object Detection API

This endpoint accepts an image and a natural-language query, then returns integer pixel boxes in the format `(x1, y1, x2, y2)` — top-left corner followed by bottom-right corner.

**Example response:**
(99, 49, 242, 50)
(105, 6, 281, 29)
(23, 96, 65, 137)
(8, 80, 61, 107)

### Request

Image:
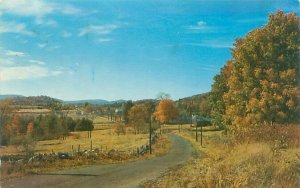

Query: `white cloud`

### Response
(51, 70, 64, 76)
(0, 65, 63, 81)
(187, 21, 214, 33)
(35, 17, 57, 27)
(37, 43, 60, 50)
(97, 38, 112, 43)
(79, 24, 119, 36)
(59, 5, 80, 15)
(189, 21, 207, 30)
(0, 21, 33, 35)
(62, 31, 72, 38)
(29, 59, 46, 65)
(38, 43, 47, 48)
(5, 50, 25, 57)
(183, 39, 234, 48)
(0, 0, 55, 17)
(49, 45, 61, 50)
(0, 0, 80, 17)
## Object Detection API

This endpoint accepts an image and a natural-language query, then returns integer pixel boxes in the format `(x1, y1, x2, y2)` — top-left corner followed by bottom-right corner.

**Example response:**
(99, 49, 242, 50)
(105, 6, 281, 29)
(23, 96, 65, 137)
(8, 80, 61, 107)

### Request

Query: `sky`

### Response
(0, 0, 299, 101)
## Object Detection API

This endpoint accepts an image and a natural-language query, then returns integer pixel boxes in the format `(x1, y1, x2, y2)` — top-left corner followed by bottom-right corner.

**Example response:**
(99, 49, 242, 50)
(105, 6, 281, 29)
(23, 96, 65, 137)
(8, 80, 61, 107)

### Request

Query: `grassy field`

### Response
(144, 125, 300, 188)
(0, 118, 172, 180)
(0, 115, 140, 155)
(0, 127, 150, 155)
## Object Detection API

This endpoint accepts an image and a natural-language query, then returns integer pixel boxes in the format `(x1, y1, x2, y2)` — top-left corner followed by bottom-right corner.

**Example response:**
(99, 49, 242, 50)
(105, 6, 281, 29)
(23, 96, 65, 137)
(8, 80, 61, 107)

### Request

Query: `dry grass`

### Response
(144, 125, 300, 188)
(0, 127, 149, 155)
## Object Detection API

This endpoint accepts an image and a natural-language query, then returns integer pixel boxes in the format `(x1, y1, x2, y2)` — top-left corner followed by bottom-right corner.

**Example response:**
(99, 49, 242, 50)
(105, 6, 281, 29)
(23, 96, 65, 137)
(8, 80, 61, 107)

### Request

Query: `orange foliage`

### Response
(27, 122, 34, 135)
(153, 99, 178, 124)
(10, 115, 21, 136)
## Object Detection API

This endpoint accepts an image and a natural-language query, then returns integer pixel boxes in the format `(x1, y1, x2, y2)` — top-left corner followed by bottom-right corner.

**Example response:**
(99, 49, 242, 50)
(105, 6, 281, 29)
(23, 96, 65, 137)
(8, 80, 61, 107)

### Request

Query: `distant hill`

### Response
(0, 95, 24, 100)
(63, 99, 126, 105)
(176, 92, 211, 117)
(0, 95, 62, 106)
(0, 94, 128, 106)
(177, 93, 209, 102)
(0, 93, 210, 109)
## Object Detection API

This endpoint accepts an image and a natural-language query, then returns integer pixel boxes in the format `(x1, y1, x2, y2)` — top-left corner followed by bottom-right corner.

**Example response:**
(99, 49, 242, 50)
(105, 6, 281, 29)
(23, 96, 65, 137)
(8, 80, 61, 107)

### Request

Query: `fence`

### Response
(1, 132, 159, 165)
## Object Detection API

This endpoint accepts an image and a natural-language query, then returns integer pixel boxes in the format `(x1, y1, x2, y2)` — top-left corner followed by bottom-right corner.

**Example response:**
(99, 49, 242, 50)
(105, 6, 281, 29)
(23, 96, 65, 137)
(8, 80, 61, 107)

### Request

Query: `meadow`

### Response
(0, 115, 171, 180)
(0, 115, 152, 155)
(0, 128, 149, 156)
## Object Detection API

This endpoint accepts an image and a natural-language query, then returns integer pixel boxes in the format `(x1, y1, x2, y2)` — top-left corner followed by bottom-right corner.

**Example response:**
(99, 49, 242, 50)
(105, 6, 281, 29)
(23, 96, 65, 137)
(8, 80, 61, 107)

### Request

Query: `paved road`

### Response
(1, 134, 193, 188)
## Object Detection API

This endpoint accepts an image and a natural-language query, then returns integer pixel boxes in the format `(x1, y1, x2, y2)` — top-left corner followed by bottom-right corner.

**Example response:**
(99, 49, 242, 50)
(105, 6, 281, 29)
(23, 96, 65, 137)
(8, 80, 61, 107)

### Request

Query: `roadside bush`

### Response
(230, 124, 300, 149)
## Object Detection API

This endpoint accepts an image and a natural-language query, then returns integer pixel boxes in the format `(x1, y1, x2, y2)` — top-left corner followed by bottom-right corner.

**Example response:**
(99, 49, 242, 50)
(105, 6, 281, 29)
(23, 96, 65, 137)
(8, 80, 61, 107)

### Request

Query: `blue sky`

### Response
(0, 0, 298, 101)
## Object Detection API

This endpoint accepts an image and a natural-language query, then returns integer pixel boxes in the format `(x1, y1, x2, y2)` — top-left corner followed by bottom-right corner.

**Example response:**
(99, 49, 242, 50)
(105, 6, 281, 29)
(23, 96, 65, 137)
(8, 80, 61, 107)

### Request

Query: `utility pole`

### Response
(196, 121, 198, 141)
(193, 114, 198, 142)
(200, 120, 203, 147)
(190, 114, 193, 127)
(149, 115, 152, 154)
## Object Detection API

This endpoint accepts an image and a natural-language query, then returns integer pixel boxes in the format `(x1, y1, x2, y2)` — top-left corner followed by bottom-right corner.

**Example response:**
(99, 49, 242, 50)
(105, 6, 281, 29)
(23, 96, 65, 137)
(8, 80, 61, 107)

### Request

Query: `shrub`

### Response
(114, 123, 126, 136)
(230, 124, 300, 149)
(75, 118, 94, 131)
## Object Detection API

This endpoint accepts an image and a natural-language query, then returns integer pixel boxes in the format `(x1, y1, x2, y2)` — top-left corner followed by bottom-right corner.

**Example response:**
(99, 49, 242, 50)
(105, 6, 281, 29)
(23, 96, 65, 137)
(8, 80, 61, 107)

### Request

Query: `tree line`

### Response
(0, 101, 93, 146)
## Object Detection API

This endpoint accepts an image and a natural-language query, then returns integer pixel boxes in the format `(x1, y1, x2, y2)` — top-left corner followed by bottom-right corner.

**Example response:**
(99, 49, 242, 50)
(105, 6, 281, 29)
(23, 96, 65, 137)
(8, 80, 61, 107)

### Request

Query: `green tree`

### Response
(75, 118, 94, 131)
(122, 100, 133, 124)
(0, 100, 13, 145)
(66, 117, 77, 131)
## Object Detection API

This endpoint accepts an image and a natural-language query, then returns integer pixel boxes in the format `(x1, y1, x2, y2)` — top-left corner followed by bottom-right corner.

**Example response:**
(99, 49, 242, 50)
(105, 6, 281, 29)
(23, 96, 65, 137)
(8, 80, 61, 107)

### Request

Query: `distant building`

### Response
(115, 108, 123, 115)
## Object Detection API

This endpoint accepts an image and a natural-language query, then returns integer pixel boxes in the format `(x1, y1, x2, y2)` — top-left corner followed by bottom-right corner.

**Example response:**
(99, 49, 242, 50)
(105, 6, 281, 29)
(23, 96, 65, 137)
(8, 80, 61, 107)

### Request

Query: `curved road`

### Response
(1, 134, 193, 188)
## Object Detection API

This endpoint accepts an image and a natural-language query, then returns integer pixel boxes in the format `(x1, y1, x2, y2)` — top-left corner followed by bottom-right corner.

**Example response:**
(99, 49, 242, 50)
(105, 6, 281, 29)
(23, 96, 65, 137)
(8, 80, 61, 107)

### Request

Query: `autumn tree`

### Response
(10, 115, 21, 137)
(114, 123, 126, 136)
(210, 11, 299, 136)
(153, 99, 178, 133)
(27, 122, 34, 135)
(210, 61, 233, 128)
(128, 103, 149, 134)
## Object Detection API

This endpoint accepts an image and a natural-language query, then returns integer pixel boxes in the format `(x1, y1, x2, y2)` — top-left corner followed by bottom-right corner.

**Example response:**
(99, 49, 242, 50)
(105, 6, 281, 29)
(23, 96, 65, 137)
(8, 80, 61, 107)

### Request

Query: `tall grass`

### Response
(230, 124, 300, 149)
(144, 125, 300, 188)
